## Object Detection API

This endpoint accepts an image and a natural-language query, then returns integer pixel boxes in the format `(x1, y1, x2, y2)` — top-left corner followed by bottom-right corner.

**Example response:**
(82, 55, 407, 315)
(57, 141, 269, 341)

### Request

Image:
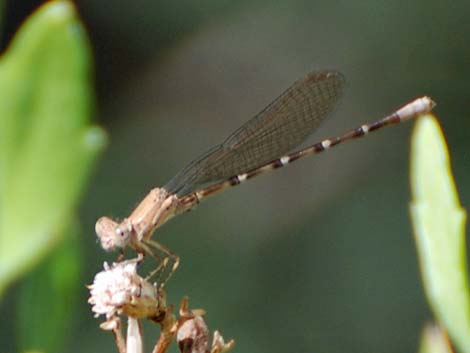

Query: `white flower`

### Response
(88, 258, 161, 321)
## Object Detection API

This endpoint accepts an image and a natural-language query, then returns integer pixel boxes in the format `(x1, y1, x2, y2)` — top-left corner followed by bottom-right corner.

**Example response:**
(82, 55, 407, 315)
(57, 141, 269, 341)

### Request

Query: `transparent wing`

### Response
(164, 70, 346, 195)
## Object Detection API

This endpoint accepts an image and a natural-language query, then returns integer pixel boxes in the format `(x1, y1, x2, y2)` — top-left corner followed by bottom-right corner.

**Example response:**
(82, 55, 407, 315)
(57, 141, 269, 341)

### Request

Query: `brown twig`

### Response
(110, 318, 126, 353)
(151, 304, 177, 353)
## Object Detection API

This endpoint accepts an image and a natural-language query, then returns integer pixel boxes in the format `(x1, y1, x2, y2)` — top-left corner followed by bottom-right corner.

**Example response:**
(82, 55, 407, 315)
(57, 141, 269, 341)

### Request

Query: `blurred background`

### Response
(1, 1, 469, 353)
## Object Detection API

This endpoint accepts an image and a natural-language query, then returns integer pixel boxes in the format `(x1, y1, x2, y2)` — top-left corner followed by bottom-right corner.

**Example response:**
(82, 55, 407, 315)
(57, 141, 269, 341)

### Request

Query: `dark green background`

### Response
(1, 1, 469, 353)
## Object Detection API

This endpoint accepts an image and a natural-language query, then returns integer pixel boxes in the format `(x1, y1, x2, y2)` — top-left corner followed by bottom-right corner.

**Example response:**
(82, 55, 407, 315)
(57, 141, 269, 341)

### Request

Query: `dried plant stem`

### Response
(112, 320, 127, 353)
(151, 306, 177, 353)
(127, 318, 144, 353)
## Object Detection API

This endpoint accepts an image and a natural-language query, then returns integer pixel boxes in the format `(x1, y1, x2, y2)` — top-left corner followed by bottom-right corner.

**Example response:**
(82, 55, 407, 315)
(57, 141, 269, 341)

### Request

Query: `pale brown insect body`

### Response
(94, 70, 435, 284)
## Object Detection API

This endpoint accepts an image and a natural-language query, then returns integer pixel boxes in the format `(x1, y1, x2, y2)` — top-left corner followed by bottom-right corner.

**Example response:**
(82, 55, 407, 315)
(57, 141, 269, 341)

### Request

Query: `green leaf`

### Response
(16, 223, 82, 353)
(418, 323, 453, 353)
(0, 1, 106, 297)
(410, 115, 470, 353)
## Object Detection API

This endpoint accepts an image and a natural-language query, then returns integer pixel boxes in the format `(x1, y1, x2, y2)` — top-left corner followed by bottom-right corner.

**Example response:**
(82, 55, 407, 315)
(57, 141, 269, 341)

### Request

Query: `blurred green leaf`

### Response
(0, 1, 106, 297)
(410, 115, 470, 353)
(418, 323, 453, 353)
(16, 222, 82, 353)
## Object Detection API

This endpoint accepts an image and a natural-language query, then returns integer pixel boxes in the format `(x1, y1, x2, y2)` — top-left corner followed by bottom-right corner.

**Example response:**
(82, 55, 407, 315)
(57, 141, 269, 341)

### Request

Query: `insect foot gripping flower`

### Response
(88, 257, 166, 324)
